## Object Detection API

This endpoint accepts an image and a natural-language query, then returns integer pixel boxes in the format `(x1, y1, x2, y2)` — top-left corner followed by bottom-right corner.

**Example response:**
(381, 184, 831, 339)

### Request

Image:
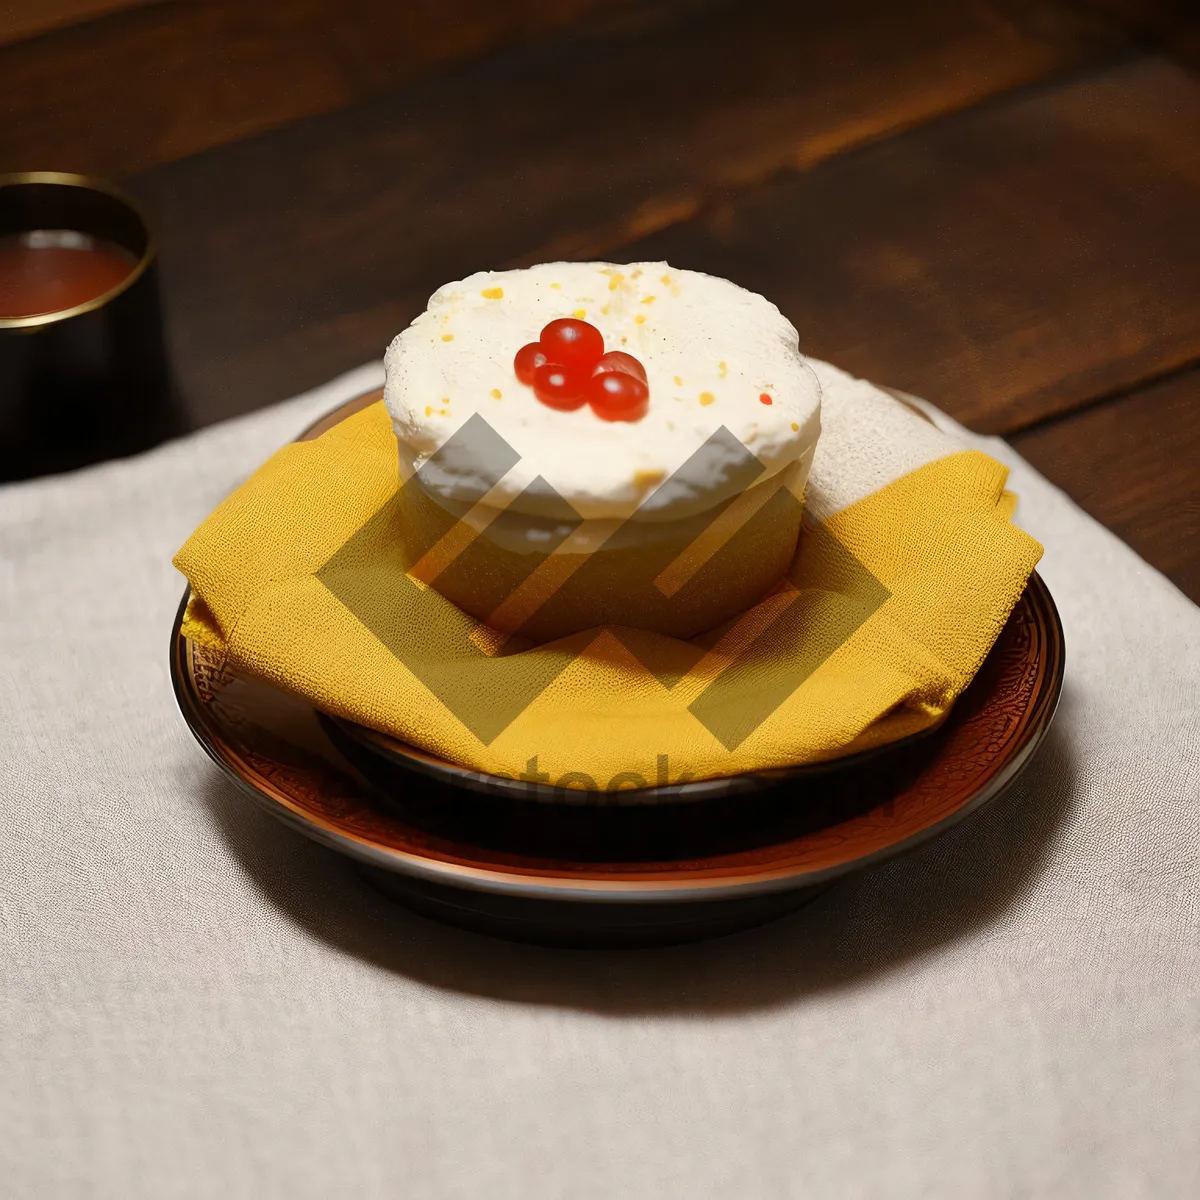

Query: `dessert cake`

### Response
(384, 261, 822, 642)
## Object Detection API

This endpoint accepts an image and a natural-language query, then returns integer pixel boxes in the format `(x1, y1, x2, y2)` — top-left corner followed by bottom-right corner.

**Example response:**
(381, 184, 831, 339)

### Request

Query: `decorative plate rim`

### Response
(171, 577, 1063, 904)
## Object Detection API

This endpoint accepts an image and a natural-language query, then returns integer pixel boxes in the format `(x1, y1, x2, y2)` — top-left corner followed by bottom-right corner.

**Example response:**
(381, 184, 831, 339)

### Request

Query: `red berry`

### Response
(591, 351, 647, 383)
(533, 362, 589, 410)
(759, 393, 773, 405)
(539, 318, 604, 370)
(514, 342, 548, 385)
(587, 370, 649, 422)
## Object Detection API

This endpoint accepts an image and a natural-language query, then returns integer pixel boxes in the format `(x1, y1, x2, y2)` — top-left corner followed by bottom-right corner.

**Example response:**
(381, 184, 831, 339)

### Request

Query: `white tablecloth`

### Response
(3, 365, 1197, 1199)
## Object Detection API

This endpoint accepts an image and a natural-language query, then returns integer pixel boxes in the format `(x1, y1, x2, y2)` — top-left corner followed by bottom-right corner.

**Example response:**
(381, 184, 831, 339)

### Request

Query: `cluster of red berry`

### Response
(513, 318, 649, 422)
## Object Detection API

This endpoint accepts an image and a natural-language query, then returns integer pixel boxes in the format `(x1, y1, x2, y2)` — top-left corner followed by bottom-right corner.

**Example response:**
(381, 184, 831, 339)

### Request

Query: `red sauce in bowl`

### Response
(0, 230, 137, 320)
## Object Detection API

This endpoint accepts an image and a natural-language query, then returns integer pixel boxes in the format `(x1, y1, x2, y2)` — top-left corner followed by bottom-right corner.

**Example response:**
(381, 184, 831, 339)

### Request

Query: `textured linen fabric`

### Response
(172, 360, 1041, 785)
(1, 364, 1197, 1199)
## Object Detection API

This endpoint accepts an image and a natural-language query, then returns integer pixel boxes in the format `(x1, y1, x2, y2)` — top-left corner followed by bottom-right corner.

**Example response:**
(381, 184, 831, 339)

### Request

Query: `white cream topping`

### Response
(383, 261, 821, 521)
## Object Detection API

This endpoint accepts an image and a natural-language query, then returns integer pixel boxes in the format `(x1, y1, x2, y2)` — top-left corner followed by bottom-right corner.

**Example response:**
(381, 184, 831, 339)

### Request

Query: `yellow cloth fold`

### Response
(175, 399, 1042, 789)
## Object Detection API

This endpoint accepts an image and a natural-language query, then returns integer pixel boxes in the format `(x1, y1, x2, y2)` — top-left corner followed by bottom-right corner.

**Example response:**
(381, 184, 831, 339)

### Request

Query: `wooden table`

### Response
(3, 0, 1197, 601)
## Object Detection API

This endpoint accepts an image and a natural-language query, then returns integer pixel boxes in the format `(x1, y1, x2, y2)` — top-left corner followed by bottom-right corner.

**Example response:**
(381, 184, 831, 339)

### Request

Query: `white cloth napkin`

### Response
(2, 363, 1197, 1199)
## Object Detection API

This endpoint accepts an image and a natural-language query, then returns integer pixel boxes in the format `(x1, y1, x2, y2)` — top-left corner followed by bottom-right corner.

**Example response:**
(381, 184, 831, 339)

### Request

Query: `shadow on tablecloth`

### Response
(201, 689, 1078, 1014)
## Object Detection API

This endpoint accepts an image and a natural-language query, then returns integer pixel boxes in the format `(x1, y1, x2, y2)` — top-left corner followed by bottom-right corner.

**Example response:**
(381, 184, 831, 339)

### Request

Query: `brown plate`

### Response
(170, 393, 1065, 946)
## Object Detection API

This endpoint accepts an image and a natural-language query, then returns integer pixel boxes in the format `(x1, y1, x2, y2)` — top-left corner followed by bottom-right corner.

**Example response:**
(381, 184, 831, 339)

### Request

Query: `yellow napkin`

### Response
(175, 361, 1041, 791)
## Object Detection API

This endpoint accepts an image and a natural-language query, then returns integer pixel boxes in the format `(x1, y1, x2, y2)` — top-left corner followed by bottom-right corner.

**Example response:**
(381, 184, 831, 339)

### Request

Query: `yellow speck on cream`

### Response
(481, 287, 504, 299)
(608, 274, 624, 291)
(641, 295, 655, 304)
(718, 361, 727, 378)
(699, 392, 715, 406)
(634, 314, 646, 325)
(633, 468, 665, 489)
(550, 282, 561, 289)
(441, 333, 454, 341)
(601, 304, 610, 315)
(673, 375, 683, 387)
(491, 389, 502, 399)
(573, 309, 587, 318)
(425, 405, 434, 417)
(660, 274, 671, 285)
(791, 422, 799, 432)
(631, 268, 643, 278)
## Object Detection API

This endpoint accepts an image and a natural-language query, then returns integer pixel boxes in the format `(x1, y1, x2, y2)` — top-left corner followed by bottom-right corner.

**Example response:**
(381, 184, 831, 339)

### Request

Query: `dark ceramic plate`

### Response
(170, 392, 1065, 946)
(325, 704, 938, 806)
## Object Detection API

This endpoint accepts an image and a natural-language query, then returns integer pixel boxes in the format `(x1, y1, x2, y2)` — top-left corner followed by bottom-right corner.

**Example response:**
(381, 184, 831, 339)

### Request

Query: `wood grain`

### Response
(1012, 369, 1200, 602)
(0, 0, 158, 48)
(620, 56, 1200, 434)
(0, 0, 663, 175)
(121, 0, 1120, 425)
(1070, 0, 1200, 68)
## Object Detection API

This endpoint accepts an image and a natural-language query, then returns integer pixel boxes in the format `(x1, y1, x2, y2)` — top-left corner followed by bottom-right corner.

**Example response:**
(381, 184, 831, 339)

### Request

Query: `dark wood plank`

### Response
(0, 0, 661, 175)
(0, 0, 158, 48)
(1070, 0, 1192, 33)
(619, 56, 1200, 434)
(1011, 369, 1200, 602)
(1069, 0, 1200, 68)
(123, 0, 1120, 426)
(1174, 24, 1200, 71)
